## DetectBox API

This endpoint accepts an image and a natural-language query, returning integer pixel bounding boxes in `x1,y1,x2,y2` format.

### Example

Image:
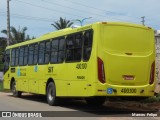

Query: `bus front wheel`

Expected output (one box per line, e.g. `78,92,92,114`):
85,97,106,106
47,82,58,106
11,80,22,97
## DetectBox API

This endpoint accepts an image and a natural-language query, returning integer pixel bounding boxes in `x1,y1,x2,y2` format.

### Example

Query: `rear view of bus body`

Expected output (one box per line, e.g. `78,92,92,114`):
94,22,155,97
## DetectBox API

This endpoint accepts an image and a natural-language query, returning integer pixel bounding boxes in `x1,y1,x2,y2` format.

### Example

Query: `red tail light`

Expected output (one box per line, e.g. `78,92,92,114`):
149,61,155,85
97,57,105,83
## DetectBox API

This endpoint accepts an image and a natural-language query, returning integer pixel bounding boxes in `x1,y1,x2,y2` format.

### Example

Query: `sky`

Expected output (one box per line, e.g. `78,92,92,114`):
0,0,160,38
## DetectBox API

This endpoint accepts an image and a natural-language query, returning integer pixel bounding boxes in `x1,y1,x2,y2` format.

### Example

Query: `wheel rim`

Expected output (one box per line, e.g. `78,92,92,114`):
48,87,54,101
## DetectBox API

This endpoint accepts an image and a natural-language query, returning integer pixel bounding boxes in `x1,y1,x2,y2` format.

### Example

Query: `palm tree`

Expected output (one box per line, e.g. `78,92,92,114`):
1,26,33,45
51,17,73,30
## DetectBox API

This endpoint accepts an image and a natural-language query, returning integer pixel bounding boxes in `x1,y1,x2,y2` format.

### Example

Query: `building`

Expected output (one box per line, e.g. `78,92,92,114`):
155,30,160,93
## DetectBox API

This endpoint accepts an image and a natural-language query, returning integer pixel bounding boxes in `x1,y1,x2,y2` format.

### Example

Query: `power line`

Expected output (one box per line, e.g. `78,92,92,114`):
1,0,159,29
15,0,138,21
14,0,87,19
40,0,143,22
146,17,160,23
14,0,109,22
1,11,159,28
1,9,160,29
41,0,160,26
41,0,109,20
14,0,151,25
2,0,158,24
59,0,141,20
0,12,54,22
13,0,104,23
60,0,120,14
0,10,97,23
14,0,138,23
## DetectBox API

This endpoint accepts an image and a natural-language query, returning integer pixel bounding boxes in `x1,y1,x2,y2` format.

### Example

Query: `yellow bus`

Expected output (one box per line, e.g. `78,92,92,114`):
2,22,155,106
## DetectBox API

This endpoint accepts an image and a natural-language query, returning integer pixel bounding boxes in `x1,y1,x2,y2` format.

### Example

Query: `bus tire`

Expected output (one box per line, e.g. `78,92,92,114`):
11,80,22,97
85,97,106,106
47,82,58,106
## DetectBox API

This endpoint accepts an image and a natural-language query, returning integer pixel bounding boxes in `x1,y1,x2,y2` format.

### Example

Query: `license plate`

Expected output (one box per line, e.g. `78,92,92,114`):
121,88,137,93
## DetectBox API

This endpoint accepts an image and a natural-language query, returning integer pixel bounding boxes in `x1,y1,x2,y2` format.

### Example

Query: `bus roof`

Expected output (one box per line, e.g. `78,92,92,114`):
6,22,152,49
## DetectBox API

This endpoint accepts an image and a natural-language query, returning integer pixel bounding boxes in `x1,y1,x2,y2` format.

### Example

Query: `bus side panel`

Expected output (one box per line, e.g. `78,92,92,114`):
85,24,100,97
27,66,39,93
18,66,28,92
48,64,68,96
65,63,87,97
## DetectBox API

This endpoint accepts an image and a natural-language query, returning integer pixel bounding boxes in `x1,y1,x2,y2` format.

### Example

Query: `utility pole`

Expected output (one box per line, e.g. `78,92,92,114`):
141,16,145,26
7,0,11,46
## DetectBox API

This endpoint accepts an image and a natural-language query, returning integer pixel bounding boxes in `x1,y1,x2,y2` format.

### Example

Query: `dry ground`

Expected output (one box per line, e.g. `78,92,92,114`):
106,101,160,112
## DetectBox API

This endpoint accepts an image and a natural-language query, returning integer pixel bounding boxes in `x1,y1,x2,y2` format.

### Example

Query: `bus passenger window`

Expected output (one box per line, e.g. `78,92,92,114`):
19,47,24,66
66,49,73,61
38,42,45,64
58,38,65,63
51,39,58,63
11,49,15,66
83,30,93,61
66,33,82,62
66,35,74,61
45,41,51,64
28,44,34,65
15,48,19,66
74,33,82,61
33,43,38,64
23,46,28,65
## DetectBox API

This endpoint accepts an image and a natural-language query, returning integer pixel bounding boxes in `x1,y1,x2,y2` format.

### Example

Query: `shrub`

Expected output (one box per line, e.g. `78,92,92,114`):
142,94,160,103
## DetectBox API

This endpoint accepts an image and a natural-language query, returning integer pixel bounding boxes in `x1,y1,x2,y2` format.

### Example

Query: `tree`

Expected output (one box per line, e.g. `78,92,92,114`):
1,26,34,45
0,37,7,71
51,17,73,30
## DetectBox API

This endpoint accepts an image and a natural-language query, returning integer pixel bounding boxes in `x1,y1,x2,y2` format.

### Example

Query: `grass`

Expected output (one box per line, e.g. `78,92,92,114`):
0,82,3,91
142,94,160,103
